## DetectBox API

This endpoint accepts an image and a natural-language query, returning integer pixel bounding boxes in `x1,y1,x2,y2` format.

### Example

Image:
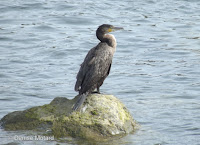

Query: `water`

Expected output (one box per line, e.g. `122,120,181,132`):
0,0,200,144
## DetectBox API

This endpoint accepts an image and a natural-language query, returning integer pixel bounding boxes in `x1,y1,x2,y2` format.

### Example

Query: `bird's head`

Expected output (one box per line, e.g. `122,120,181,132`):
97,24,123,34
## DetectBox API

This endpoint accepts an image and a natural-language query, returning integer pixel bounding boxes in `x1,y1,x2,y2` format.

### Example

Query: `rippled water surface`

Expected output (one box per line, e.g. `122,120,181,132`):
1,0,200,144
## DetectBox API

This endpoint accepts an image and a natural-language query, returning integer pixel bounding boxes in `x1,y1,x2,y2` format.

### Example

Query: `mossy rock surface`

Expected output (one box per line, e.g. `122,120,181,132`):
0,94,138,141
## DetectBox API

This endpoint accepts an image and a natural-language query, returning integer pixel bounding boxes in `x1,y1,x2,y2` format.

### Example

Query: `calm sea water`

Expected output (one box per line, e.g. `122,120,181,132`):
0,0,200,144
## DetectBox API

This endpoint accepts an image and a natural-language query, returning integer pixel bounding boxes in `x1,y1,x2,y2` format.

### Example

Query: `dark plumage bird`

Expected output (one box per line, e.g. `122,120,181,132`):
73,24,123,111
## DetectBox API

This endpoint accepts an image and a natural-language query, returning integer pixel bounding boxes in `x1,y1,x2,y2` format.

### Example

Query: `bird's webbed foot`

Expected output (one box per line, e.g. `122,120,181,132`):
92,87,100,94
92,91,101,94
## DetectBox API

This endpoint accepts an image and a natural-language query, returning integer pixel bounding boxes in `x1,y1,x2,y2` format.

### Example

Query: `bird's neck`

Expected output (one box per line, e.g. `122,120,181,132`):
97,33,117,48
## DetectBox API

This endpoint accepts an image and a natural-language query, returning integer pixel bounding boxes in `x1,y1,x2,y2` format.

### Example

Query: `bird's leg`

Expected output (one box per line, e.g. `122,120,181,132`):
92,86,101,94
97,86,100,94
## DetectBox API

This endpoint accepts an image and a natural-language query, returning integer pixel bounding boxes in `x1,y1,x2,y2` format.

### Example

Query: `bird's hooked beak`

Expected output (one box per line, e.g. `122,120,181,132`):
108,26,123,32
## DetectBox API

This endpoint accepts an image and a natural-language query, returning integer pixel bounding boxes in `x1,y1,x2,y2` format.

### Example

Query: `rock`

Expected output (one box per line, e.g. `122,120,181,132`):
0,94,138,141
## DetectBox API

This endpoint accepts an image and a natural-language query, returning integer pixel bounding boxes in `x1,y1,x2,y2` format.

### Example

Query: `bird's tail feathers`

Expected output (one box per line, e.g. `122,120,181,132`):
72,93,88,111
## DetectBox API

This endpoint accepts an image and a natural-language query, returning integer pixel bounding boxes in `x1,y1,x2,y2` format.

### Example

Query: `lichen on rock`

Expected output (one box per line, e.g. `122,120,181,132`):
0,94,138,141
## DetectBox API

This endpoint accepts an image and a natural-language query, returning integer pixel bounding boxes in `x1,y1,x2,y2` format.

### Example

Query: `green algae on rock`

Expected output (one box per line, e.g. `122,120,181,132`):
0,94,138,141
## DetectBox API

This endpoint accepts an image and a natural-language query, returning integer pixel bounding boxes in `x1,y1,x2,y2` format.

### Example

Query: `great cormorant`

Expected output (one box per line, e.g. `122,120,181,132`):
73,24,123,111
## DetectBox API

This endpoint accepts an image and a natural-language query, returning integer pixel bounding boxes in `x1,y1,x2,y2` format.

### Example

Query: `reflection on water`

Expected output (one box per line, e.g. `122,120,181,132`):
1,0,200,144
